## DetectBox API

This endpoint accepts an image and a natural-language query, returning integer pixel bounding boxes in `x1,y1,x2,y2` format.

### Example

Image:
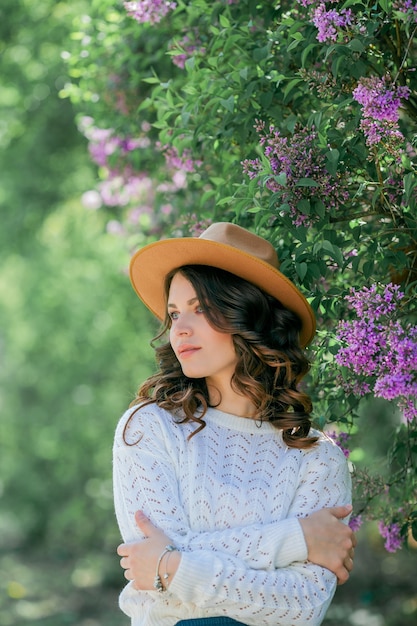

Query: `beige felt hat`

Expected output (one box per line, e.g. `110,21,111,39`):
129,222,316,346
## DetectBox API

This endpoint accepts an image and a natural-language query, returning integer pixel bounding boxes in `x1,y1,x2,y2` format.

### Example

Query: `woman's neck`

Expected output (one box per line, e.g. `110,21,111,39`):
207,381,257,419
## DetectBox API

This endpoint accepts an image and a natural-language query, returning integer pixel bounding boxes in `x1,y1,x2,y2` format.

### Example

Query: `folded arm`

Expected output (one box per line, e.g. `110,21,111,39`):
114,409,354,584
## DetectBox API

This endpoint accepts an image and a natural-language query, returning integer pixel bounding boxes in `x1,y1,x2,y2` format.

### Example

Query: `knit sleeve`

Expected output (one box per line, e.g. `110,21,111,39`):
113,406,306,570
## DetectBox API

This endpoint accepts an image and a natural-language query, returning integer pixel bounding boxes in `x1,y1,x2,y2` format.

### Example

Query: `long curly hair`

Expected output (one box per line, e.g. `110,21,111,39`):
126,265,318,449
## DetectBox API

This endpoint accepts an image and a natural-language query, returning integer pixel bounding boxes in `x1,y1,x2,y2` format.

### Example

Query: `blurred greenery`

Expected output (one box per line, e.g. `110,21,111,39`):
0,1,416,625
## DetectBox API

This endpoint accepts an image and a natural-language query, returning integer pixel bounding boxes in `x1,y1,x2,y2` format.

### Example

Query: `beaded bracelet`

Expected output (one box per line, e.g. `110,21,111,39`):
154,544,177,593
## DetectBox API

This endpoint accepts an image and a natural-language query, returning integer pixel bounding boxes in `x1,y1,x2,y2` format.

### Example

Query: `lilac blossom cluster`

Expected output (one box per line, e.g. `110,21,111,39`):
378,521,403,552
295,0,359,42
298,68,337,100
78,118,190,235
157,142,202,173
335,283,417,422
169,34,205,69
352,77,410,153
348,515,363,532
394,0,417,22
353,77,410,122
242,121,349,227
124,0,176,25
78,116,152,210
312,3,354,43
326,430,351,458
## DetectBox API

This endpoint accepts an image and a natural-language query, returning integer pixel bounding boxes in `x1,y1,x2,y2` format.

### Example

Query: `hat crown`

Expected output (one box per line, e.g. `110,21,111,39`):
199,223,279,270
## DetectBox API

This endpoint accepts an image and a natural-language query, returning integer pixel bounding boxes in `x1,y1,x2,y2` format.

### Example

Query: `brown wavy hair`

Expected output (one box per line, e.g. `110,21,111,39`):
126,265,318,449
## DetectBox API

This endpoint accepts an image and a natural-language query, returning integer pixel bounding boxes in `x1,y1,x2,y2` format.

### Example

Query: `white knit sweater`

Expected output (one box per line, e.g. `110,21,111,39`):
113,403,351,626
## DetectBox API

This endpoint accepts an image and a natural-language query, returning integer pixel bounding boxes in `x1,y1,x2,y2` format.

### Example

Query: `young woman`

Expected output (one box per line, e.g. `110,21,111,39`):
114,222,355,626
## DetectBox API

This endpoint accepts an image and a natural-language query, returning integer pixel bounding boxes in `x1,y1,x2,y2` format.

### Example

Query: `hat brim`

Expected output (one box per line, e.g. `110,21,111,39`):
129,238,316,347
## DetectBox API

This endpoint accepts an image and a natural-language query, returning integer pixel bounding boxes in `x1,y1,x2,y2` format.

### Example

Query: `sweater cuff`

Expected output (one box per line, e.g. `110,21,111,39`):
168,551,214,604
270,518,308,567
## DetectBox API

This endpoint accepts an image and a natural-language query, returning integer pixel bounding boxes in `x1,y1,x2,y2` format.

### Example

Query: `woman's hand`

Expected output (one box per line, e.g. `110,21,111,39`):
117,511,181,590
299,505,357,585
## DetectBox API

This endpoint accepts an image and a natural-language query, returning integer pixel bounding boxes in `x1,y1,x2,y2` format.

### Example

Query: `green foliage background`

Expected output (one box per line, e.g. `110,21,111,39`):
0,1,416,625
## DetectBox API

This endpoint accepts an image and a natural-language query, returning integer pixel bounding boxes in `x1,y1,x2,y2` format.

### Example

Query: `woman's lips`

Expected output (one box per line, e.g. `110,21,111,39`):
177,345,201,358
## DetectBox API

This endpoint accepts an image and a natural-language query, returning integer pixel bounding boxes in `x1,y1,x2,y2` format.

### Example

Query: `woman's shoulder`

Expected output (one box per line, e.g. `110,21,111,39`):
114,401,177,445
303,428,349,465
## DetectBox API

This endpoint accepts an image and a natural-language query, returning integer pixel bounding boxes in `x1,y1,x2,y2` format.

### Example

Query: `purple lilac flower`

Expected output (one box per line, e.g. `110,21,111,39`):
107,220,126,236
79,117,147,169
326,430,351,458
352,77,410,152
157,143,202,172
349,515,363,532
359,119,406,153
176,214,214,237
312,3,354,43
94,163,154,208
124,0,176,25
378,521,403,552
169,34,206,69
335,284,417,422
353,77,410,122
394,0,417,22
242,121,349,227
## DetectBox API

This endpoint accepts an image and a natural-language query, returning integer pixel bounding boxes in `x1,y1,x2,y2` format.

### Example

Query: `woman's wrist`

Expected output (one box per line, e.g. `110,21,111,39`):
154,545,182,592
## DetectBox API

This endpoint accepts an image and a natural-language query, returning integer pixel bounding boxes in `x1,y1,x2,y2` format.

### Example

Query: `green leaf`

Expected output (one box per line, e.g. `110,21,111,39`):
412,519,417,541
274,172,287,186
287,35,304,52
404,172,417,202
301,43,318,67
314,200,326,219
219,13,230,28
283,78,303,99
323,241,344,266
378,0,390,12
142,76,160,84
182,84,198,95
220,95,235,112
363,260,374,278
297,198,311,214
296,261,308,281
260,91,273,108
253,44,270,62
348,39,365,53
296,178,319,187
325,149,339,176
185,56,196,71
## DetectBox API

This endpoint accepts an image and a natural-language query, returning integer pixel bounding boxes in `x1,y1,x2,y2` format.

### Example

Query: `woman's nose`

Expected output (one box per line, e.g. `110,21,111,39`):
174,315,192,336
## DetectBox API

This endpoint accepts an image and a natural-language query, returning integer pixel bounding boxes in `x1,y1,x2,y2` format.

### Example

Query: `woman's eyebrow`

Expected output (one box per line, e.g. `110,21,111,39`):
167,297,199,308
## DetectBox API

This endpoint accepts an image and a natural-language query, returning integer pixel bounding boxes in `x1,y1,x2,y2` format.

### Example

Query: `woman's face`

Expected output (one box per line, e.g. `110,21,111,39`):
168,272,238,386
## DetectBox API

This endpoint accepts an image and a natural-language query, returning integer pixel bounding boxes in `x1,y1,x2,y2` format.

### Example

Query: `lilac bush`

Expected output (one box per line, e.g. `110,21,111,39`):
64,0,417,549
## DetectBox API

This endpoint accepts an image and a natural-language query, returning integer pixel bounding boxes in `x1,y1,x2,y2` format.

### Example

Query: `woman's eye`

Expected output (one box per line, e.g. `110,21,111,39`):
169,311,179,320
196,305,204,314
